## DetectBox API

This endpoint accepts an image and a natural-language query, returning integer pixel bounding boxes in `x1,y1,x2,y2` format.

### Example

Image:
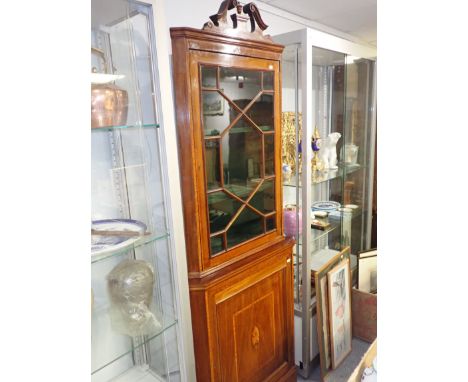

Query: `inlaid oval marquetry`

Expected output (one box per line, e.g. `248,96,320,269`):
251,325,260,348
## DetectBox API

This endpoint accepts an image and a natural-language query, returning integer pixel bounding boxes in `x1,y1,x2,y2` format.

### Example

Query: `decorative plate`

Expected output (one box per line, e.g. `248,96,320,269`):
311,201,341,212
91,219,147,256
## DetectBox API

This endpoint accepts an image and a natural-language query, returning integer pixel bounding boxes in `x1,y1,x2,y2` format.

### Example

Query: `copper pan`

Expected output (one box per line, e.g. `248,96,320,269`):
91,47,128,129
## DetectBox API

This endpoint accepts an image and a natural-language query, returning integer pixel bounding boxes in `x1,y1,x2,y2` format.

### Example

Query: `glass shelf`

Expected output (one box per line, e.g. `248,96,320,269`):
291,218,340,250
311,218,341,242
91,123,159,132
91,309,177,375
283,163,364,187
91,231,170,264
111,365,166,382
292,209,364,254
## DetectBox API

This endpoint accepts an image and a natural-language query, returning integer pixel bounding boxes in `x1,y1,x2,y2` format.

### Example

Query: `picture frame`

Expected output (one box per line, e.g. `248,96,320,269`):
357,248,377,293
328,257,352,369
313,246,350,380
202,91,224,115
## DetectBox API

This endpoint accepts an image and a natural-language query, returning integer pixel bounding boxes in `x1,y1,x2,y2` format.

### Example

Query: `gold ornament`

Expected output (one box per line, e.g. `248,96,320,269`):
281,112,302,175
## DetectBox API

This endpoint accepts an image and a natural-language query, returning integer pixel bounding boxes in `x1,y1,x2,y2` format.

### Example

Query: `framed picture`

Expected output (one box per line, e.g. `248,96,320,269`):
358,249,377,293
328,257,352,369
203,91,224,115
313,246,349,380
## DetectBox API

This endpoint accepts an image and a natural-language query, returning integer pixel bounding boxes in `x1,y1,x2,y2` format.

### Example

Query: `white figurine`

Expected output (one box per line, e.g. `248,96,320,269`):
318,132,341,170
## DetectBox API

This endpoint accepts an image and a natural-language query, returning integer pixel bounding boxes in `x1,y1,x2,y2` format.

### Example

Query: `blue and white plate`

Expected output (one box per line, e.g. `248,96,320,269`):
311,201,341,212
91,219,147,256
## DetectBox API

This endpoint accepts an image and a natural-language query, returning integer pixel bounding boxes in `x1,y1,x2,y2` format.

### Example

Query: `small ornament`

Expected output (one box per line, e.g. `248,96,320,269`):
283,204,302,238
282,163,292,182
311,126,324,173
318,132,341,171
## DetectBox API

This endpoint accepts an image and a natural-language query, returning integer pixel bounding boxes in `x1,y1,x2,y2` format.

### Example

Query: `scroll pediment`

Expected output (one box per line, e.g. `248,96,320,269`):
203,0,273,42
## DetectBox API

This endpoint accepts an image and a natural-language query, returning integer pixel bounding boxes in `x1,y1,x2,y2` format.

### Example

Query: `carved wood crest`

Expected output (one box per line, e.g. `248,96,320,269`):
203,0,273,42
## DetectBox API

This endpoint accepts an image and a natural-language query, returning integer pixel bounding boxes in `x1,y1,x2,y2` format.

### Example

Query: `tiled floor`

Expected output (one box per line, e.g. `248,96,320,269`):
297,338,371,381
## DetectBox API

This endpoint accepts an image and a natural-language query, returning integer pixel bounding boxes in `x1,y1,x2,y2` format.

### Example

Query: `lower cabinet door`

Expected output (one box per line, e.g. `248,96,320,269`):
209,250,295,381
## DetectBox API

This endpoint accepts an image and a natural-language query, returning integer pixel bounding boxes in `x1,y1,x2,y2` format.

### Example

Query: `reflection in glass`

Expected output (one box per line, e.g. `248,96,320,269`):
210,235,224,255
201,66,217,88
205,140,221,190
245,93,274,131
227,207,263,248
220,67,262,107
200,65,279,256
208,191,242,233
222,118,262,200
263,71,274,90
265,134,275,176
250,179,275,214
202,91,235,136
266,215,276,231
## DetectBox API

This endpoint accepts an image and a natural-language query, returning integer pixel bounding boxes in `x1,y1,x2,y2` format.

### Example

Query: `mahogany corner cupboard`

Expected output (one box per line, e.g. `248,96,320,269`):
170,2,295,381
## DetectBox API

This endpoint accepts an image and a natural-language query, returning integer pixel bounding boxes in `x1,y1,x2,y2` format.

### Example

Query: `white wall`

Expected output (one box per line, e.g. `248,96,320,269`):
161,0,377,54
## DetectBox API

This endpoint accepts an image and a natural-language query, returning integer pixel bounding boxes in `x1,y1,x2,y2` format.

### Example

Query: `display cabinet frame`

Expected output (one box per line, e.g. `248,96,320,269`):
146,2,196,380
275,28,376,378
91,0,195,380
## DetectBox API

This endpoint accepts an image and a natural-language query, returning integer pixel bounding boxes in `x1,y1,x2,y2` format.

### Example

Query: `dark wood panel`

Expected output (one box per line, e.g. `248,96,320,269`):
189,242,295,381
216,274,284,381
170,27,284,60
171,16,293,381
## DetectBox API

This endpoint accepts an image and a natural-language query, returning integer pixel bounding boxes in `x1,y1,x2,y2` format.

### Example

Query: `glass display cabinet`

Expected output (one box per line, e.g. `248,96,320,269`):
91,0,194,381
275,28,376,378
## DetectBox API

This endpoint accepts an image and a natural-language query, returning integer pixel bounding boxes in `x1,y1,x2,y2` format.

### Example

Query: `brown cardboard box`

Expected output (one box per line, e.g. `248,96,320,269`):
347,339,377,382
352,288,377,343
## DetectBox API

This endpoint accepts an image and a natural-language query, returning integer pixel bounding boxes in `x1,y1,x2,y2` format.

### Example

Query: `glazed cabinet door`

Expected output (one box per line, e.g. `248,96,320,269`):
209,249,295,381
185,50,284,273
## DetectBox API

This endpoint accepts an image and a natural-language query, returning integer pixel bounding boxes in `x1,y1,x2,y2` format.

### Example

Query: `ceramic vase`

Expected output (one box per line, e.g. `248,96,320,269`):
283,205,302,238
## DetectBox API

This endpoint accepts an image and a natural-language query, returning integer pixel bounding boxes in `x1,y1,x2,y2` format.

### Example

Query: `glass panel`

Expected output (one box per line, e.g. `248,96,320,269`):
201,65,217,88
265,134,275,176
220,67,262,108
266,215,276,231
281,44,302,313
227,207,264,248
250,178,275,214
263,71,274,90
245,93,274,131
208,191,242,233
205,139,221,190
312,47,346,162
309,45,347,263
342,57,375,255
222,118,263,200
210,235,224,255
92,1,179,380
202,91,236,136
